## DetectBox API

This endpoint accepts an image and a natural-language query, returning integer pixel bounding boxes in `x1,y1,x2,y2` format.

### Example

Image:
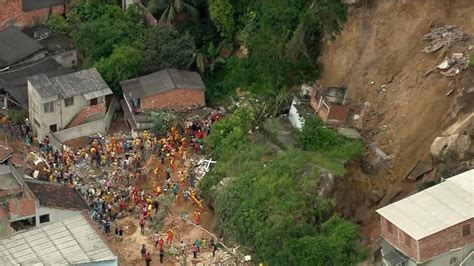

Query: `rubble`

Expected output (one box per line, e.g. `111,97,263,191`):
421,25,468,53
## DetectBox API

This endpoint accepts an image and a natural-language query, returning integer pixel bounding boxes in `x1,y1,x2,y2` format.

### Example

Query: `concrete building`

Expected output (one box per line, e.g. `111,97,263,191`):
27,68,113,141
120,69,205,133
0,0,67,30
376,169,474,266
0,214,118,265
310,84,366,129
24,179,89,226
0,163,36,237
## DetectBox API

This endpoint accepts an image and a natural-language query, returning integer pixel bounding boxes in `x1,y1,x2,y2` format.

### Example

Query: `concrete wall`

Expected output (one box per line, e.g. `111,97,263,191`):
52,50,78,68
0,1,65,30
53,97,118,143
35,207,82,226
140,89,205,111
288,98,304,130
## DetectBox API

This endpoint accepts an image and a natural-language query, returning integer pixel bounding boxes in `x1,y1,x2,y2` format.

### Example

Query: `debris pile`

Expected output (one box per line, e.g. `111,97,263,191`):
422,25,468,53
436,52,469,77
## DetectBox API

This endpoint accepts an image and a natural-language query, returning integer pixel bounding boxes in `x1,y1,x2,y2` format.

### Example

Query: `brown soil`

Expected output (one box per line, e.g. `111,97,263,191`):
318,0,474,250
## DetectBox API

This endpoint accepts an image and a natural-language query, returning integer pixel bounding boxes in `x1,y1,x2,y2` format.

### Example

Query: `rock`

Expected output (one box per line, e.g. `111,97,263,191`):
430,136,449,160
431,134,472,163
317,170,336,197
366,189,384,206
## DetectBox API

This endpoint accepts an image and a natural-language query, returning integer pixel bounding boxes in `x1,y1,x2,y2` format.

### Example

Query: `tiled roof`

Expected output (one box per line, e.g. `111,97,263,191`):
121,69,205,100
0,215,117,265
0,27,44,68
0,144,13,163
28,68,113,99
25,180,89,211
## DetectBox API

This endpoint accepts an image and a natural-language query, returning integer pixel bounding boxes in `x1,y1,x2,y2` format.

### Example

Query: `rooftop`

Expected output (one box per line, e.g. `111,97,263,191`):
0,58,75,107
29,68,112,99
121,69,205,100
376,169,474,240
0,215,117,265
22,0,67,12
0,144,13,163
0,27,45,68
25,180,89,210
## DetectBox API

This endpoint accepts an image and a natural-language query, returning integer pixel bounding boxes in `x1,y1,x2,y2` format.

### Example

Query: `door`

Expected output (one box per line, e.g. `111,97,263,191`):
49,124,57,132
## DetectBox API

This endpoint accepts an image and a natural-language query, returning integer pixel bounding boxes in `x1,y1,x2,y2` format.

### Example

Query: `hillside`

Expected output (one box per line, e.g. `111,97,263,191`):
318,0,474,252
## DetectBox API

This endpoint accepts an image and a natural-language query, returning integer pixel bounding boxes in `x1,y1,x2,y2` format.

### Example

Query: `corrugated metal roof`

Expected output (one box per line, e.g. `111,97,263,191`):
0,27,45,68
376,169,474,240
0,215,117,265
22,0,66,12
121,69,205,100
28,68,112,99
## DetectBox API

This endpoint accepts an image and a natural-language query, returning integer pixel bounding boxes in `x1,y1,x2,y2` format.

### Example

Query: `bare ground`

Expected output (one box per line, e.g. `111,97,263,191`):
317,0,474,249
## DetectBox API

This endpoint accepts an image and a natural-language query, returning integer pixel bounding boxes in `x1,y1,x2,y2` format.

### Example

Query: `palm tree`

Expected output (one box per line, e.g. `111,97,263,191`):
188,42,225,74
148,0,198,26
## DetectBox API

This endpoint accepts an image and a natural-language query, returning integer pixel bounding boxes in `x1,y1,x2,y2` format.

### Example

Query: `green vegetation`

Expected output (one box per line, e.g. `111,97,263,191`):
151,109,181,133
46,14,69,33
94,46,143,93
148,0,198,26
200,108,365,265
469,52,474,67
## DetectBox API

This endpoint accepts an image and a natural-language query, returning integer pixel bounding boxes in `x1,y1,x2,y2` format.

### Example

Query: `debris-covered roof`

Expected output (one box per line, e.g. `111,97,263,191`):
121,69,205,100
0,27,45,68
376,169,474,240
0,144,13,163
29,68,112,99
25,179,89,210
0,215,117,265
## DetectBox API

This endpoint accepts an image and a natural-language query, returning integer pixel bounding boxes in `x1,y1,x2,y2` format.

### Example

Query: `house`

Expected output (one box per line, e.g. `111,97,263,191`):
28,68,113,141
0,214,118,265
0,0,67,30
376,169,474,266
24,179,89,226
0,26,46,69
0,26,75,108
0,163,37,237
121,69,206,133
310,84,366,129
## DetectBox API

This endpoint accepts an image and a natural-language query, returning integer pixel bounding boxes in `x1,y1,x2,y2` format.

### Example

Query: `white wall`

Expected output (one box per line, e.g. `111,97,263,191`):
52,50,78,68
288,98,305,131
35,207,83,226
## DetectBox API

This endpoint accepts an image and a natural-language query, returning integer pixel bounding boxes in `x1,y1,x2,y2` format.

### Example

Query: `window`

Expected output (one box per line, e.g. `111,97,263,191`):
387,221,394,234
450,257,458,265
44,102,54,113
462,224,471,237
39,214,50,224
405,233,411,246
49,124,57,132
64,97,74,107
90,98,98,106
34,119,41,129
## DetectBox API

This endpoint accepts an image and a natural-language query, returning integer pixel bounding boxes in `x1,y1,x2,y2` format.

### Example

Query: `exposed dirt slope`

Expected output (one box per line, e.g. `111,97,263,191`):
318,0,473,249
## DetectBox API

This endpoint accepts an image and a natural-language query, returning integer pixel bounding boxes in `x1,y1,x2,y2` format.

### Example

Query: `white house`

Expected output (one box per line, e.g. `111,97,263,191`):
27,68,113,141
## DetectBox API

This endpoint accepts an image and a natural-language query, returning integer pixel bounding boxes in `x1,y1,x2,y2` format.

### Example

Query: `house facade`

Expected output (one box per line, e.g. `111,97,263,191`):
121,69,205,132
27,68,113,141
377,169,474,266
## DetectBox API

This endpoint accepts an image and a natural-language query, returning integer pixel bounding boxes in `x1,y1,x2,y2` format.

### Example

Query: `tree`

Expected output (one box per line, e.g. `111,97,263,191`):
142,27,195,74
95,46,143,93
151,109,181,133
189,42,225,74
148,0,198,26
208,0,235,40
46,14,69,33
71,3,145,64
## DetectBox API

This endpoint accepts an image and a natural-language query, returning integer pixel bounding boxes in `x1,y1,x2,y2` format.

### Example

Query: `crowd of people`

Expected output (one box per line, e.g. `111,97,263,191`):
7,111,224,264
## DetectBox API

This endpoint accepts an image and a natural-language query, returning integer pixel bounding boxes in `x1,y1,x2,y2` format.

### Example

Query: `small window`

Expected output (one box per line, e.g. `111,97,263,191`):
44,102,54,113
462,224,471,237
405,233,411,246
64,97,74,107
49,124,57,132
450,257,458,265
90,98,98,106
39,214,50,223
387,221,394,234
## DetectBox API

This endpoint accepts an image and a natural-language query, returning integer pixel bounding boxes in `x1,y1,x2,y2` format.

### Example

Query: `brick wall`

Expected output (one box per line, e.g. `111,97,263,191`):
380,216,419,261
140,89,205,111
0,0,65,30
419,218,474,262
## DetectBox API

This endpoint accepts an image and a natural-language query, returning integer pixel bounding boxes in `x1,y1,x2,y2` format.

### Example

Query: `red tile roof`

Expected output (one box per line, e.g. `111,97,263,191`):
25,180,89,210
